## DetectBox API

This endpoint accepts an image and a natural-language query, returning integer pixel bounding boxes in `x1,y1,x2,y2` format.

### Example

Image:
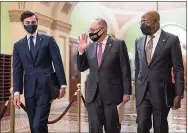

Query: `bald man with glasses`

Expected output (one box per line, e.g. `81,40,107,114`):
135,11,184,133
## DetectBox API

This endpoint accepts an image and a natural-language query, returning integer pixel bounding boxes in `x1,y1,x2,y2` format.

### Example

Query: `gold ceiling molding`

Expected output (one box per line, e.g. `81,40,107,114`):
35,12,53,29
40,2,51,7
18,2,26,10
8,10,72,34
51,20,72,34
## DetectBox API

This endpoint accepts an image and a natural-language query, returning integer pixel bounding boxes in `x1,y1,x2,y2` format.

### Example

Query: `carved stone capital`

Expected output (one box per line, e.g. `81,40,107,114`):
9,10,22,22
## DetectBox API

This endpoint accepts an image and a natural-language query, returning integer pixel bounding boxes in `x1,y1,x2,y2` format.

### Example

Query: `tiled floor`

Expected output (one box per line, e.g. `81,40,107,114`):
1,94,186,133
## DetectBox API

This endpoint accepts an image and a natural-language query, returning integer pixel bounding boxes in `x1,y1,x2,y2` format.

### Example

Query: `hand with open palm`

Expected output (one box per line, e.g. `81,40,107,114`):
78,33,91,52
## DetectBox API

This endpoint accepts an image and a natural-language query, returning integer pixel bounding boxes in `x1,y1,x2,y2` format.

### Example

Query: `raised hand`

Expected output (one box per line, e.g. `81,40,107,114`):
78,33,90,52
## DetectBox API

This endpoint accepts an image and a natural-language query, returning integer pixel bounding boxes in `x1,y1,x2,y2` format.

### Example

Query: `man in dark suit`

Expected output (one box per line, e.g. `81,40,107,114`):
77,18,132,133
135,11,184,133
13,11,67,133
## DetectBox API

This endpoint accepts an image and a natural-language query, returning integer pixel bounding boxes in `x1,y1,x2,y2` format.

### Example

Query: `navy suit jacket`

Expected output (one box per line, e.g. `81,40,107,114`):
13,33,67,99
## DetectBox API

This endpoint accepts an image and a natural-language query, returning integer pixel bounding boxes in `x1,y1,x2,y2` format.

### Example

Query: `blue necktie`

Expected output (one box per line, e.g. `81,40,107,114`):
30,36,36,59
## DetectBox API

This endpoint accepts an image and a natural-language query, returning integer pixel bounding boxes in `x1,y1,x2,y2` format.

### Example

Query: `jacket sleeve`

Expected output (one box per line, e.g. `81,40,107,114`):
12,44,24,94
49,36,67,86
135,39,140,81
171,36,184,96
77,51,89,72
119,40,132,95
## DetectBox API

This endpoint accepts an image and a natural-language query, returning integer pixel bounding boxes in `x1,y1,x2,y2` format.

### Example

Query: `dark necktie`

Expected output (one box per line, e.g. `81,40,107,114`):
146,35,155,64
30,36,36,59
97,43,103,67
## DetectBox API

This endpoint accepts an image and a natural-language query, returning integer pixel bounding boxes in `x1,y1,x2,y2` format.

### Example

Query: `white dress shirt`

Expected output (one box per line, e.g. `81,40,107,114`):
14,31,66,96
27,31,37,48
145,29,162,58
97,35,109,54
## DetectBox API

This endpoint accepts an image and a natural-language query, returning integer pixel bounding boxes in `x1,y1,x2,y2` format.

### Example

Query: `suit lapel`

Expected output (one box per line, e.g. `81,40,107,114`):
149,30,169,66
23,36,33,62
33,33,43,63
99,36,113,70
140,35,148,65
93,42,98,69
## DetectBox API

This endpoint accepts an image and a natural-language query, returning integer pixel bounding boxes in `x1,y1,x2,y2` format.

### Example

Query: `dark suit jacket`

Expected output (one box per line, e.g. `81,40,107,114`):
13,33,67,100
77,36,132,105
135,30,184,108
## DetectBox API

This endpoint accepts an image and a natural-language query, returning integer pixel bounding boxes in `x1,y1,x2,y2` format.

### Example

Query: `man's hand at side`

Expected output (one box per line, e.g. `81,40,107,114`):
14,95,21,109
122,94,130,104
58,88,66,99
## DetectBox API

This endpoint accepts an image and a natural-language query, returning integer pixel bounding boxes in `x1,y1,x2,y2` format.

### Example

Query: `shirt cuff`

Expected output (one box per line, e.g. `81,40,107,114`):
79,51,84,55
61,85,67,89
124,94,131,96
14,92,20,96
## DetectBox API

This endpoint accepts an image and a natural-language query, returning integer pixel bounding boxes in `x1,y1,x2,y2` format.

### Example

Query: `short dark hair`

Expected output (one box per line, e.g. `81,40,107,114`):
20,10,38,22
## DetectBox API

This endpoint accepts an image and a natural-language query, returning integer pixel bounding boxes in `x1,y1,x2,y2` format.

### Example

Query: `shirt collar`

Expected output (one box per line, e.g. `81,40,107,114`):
100,35,109,45
148,28,161,39
27,31,38,40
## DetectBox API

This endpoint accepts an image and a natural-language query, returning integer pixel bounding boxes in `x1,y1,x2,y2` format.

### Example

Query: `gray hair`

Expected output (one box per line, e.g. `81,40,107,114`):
95,18,108,28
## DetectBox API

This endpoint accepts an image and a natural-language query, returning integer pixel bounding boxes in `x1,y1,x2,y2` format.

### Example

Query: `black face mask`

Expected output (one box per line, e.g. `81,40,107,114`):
140,23,152,35
89,28,104,42
24,24,38,34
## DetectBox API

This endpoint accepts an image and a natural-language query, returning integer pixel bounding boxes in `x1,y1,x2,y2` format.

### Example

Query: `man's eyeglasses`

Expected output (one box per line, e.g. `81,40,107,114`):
139,20,150,25
88,27,104,33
